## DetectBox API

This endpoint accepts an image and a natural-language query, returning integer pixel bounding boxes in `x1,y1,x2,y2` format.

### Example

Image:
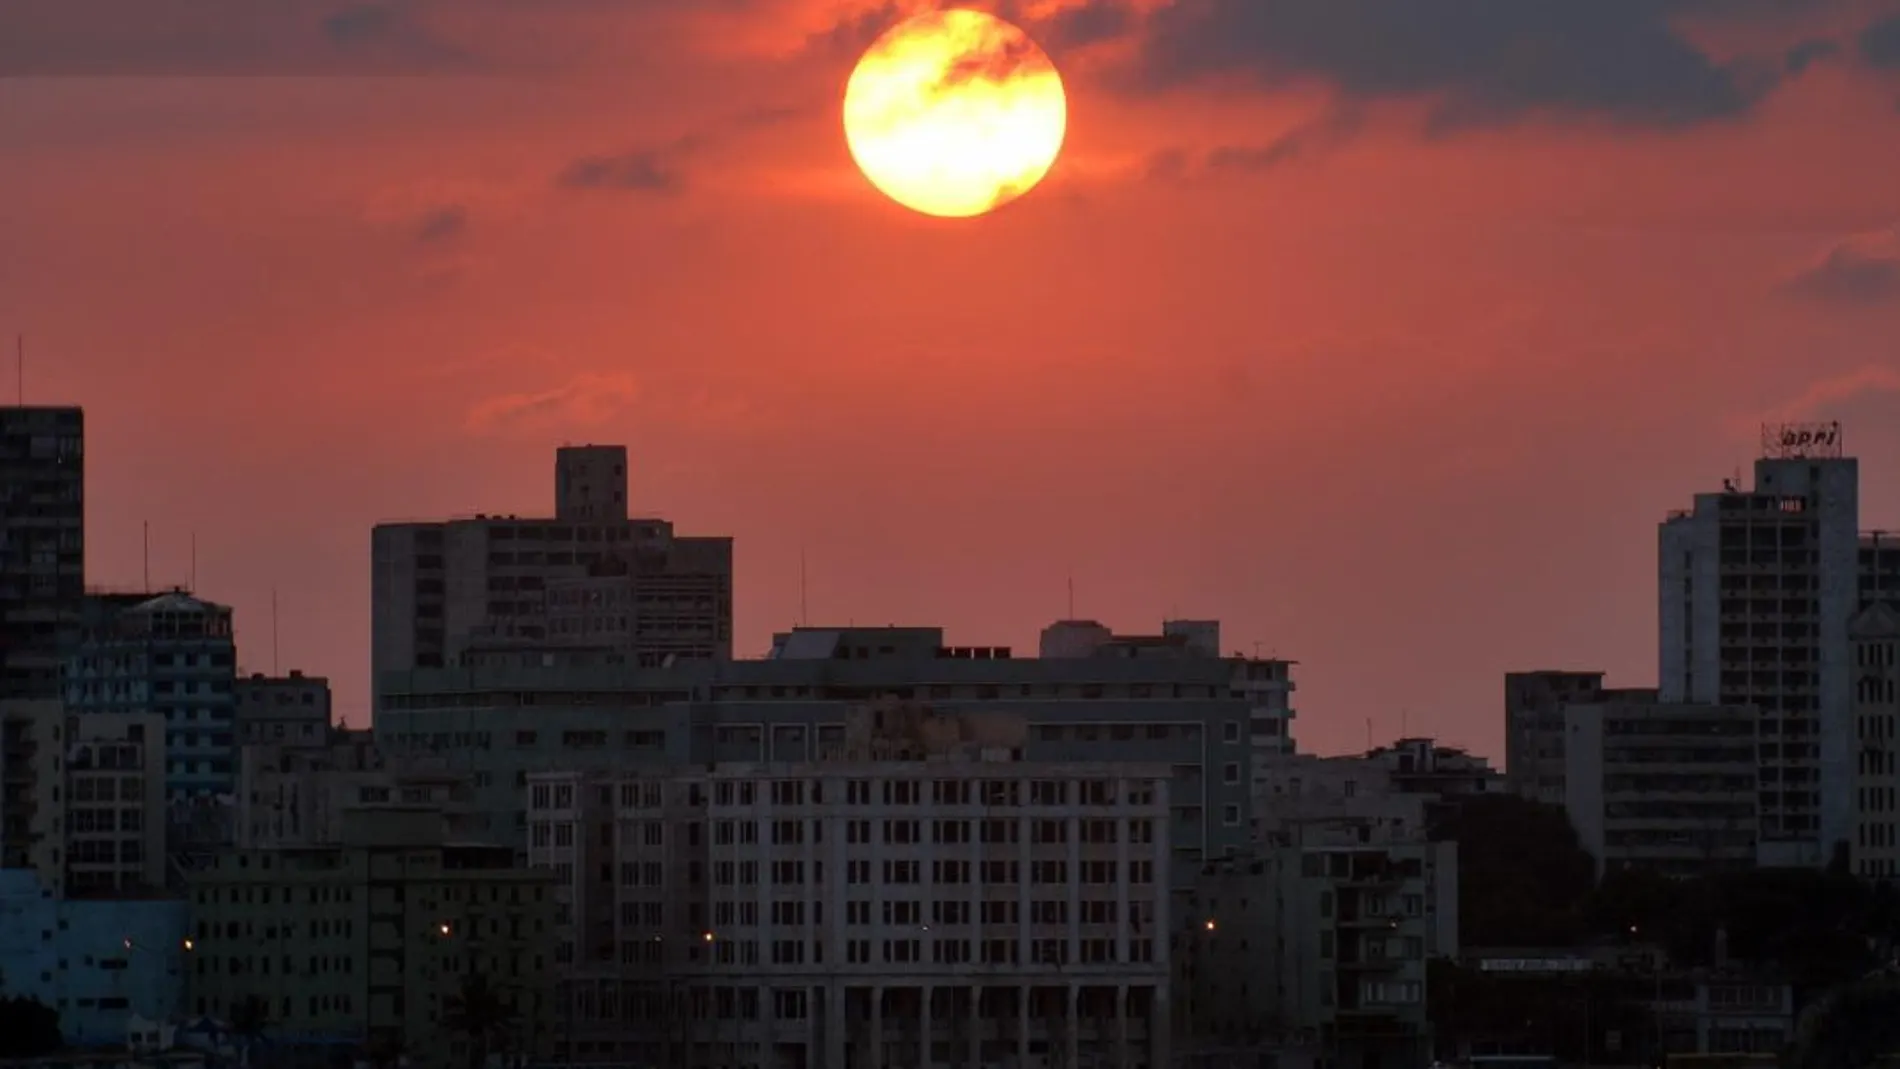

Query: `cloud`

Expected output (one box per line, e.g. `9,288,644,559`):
1781,228,1900,303
1784,38,1842,75
465,372,641,433
1863,13,1900,69
414,205,468,243
557,151,684,193
1774,365,1900,419
1125,0,1789,129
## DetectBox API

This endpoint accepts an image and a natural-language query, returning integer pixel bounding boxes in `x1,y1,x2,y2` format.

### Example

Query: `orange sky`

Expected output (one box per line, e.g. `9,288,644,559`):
4,0,1900,756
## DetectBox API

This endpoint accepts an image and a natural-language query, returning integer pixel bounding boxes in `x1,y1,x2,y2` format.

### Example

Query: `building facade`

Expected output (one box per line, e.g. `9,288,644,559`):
1503,672,1659,807
186,808,560,1069
0,703,167,897
0,405,85,704
369,445,734,699
236,737,477,849
0,869,188,1046
1562,701,1758,877
1659,426,1860,866
1185,828,1458,1068
376,621,1290,913
1851,601,1900,880
234,671,332,749
527,749,1174,1068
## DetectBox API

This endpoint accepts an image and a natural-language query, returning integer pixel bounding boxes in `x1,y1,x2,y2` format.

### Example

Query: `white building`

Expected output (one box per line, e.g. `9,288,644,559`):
1562,700,1758,877
1851,601,1900,879
0,702,168,897
1659,422,1859,866
526,710,1173,1069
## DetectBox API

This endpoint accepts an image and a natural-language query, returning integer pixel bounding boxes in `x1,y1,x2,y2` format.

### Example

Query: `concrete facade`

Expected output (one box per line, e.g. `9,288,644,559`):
374,622,1293,912
1851,601,1900,880
0,869,188,1046
370,446,733,696
1562,701,1758,877
236,737,478,849
0,406,85,704
185,808,560,1068
1659,449,1861,866
233,671,332,749
0,703,168,897
528,746,1173,1069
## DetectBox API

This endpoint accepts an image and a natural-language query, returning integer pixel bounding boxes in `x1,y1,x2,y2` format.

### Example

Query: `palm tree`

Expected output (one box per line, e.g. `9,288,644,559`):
229,994,270,1068
443,970,517,1069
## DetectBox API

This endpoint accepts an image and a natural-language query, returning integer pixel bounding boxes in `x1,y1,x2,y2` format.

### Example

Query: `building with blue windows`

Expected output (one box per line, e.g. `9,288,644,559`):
64,591,238,862
0,870,188,1045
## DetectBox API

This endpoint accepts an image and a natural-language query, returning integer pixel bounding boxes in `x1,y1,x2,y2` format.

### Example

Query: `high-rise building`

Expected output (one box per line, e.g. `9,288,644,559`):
1503,671,1657,806
0,701,169,897
0,406,85,702
370,446,733,711
1850,601,1900,881
65,591,238,864
1658,422,1859,866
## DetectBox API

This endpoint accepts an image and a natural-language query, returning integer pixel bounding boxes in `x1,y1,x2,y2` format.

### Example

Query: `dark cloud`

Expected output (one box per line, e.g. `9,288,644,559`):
1782,233,1900,303
1863,14,1900,68
1131,0,1787,129
1207,107,1365,171
1041,0,1134,50
558,151,682,193
1784,38,1842,74
414,205,468,243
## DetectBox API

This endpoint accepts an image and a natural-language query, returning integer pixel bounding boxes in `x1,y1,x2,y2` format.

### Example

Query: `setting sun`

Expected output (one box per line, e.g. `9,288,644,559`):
843,8,1068,219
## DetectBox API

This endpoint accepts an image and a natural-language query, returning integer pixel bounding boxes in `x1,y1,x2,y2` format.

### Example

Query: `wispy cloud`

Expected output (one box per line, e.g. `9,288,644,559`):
465,372,640,433
414,204,468,243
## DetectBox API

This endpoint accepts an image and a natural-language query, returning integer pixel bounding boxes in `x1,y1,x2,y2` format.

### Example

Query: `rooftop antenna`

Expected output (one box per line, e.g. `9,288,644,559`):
1401,708,1408,738
14,335,22,405
1067,577,1074,619
1366,717,1373,752
189,532,197,593
271,589,280,675
142,522,150,590
799,550,808,627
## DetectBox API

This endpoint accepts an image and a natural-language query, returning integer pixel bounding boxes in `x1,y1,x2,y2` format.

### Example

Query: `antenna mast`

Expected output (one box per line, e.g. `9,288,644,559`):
142,522,150,589
799,551,808,626
14,335,22,405
271,589,280,675
189,532,197,592
1067,577,1074,619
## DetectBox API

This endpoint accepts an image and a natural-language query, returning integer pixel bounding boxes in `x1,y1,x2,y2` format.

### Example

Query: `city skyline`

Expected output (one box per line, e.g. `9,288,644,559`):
4,0,1900,757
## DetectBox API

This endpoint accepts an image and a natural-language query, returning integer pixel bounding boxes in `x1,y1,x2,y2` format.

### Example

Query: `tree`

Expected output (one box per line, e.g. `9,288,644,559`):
444,970,517,1069
1787,977,1900,1069
230,994,271,1067
1430,794,1596,946
0,995,62,1058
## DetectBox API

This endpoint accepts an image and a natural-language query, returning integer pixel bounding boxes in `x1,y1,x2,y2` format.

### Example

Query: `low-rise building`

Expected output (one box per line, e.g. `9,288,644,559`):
236,737,475,849
185,807,560,1069
1563,701,1758,877
527,705,1174,1069
0,869,188,1045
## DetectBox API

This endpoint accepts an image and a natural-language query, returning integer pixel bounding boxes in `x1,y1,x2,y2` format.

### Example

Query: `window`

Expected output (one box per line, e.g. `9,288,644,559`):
1223,721,1241,744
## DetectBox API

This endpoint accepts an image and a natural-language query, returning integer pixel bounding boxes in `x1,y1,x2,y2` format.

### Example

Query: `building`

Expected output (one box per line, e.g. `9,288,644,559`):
233,671,332,749
1659,423,1860,866
1253,738,1499,847
0,702,167,897
1863,530,1900,609
376,620,1291,912
64,591,238,866
369,445,734,701
0,406,85,704
1503,672,1658,807
236,736,477,849
1185,826,1459,1068
185,807,560,1069
1562,701,1758,877
526,709,1173,1069
0,869,188,1046
1851,601,1900,880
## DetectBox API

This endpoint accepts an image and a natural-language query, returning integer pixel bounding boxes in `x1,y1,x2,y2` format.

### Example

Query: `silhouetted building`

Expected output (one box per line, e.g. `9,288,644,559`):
0,406,84,702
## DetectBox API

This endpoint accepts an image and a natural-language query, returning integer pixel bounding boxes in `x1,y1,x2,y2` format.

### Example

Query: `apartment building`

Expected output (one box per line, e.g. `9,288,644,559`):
1562,701,1758,877
370,445,733,698
1503,672,1659,806
0,405,85,704
1252,738,1498,847
237,736,478,848
526,710,1173,1069
377,621,1290,913
1851,601,1900,879
234,671,332,748
186,807,560,1068
0,702,167,896
1185,826,1459,1068
1658,424,1859,865
65,590,238,863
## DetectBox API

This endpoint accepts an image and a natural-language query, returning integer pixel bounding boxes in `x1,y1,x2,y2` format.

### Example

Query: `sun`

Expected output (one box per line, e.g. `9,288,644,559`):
843,8,1068,219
